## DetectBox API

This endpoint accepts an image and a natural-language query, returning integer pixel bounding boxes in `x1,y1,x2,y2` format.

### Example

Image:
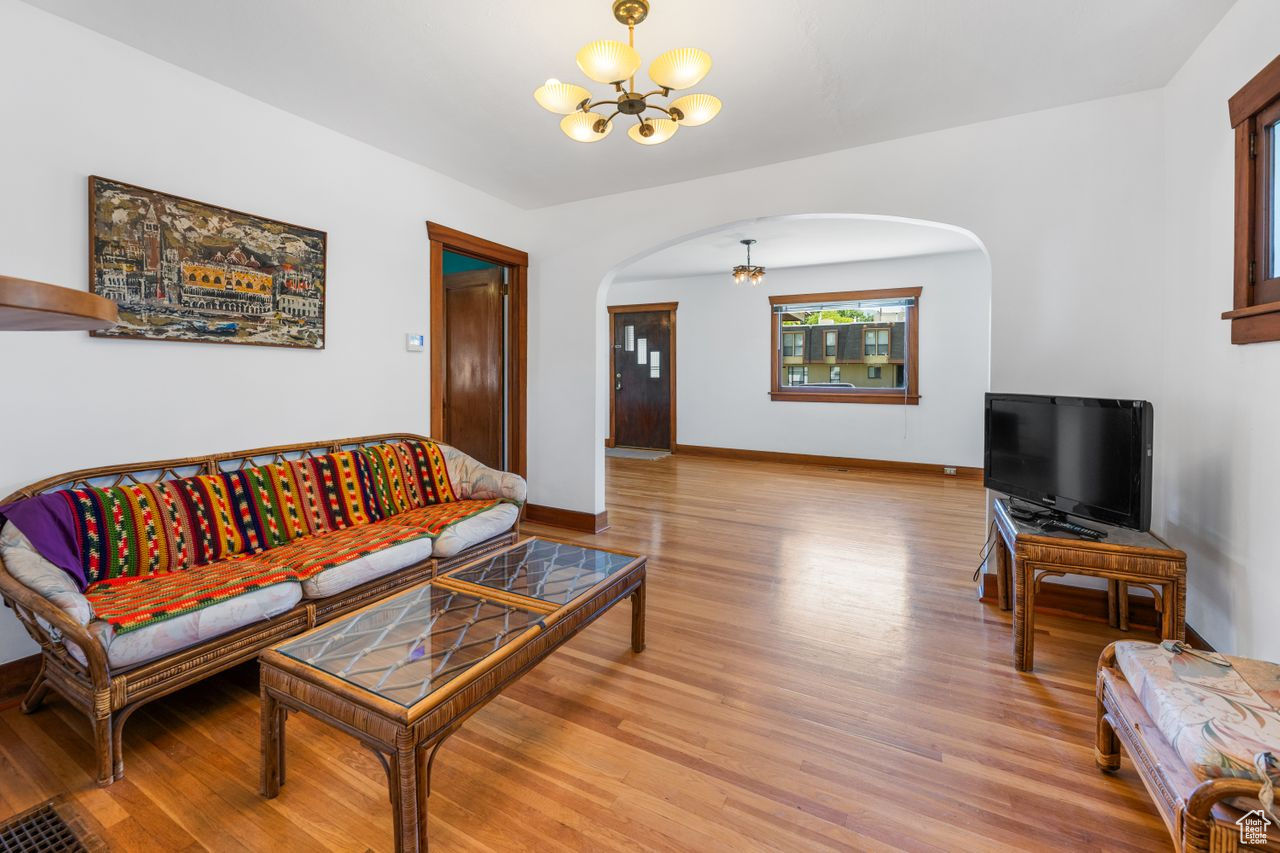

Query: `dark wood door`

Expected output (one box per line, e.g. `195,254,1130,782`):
613,310,672,450
444,268,503,469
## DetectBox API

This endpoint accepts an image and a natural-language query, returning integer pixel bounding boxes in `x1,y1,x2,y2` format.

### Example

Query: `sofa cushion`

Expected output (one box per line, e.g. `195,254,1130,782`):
68,582,302,671
442,445,526,504
299,537,433,598
431,502,520,558
1114,640,1280,783
85,499,500,634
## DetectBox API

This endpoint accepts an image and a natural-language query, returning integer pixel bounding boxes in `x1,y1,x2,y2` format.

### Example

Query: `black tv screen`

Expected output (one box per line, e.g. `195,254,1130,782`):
984,394,1153,530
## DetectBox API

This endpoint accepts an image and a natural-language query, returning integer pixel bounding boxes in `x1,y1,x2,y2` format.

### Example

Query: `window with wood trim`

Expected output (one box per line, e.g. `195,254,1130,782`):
769,287,921,404
1225,54,1280,344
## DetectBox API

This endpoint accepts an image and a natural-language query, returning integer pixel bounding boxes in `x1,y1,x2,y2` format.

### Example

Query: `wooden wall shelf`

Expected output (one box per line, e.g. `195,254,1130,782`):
0,276,118,331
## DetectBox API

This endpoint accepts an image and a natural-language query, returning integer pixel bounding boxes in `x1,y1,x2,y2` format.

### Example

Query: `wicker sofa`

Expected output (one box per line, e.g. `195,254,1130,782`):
0,433,524,786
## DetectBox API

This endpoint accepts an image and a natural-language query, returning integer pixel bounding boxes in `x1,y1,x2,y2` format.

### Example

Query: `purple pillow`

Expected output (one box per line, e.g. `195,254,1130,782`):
0,492,86,591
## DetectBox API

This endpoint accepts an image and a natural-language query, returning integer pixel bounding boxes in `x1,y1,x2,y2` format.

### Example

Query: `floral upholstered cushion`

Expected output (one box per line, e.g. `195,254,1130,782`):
1114,640,1280,782
441,445,526,504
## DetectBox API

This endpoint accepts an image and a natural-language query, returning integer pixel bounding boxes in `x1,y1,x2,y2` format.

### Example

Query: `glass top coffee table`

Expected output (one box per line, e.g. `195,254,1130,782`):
258,536,645,853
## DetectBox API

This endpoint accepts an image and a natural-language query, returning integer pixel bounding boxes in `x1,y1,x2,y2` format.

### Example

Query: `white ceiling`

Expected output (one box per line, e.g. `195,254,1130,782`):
22,0,1234,209
611,215,981,282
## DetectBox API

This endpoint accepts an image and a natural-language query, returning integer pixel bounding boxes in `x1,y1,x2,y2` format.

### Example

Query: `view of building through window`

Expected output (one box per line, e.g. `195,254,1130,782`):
774,295,914,392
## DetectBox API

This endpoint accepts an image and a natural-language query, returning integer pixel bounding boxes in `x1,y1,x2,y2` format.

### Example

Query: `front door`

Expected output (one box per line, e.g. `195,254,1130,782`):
612,308,674,450
443,266,504,469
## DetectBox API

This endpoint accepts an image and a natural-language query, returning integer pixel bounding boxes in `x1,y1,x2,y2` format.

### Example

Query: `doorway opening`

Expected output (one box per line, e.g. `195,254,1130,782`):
427,222,527,477
608,302,677,451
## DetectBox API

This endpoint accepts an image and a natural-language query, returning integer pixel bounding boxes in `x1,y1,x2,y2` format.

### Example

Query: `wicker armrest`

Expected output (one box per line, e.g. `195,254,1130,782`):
0,557,109,686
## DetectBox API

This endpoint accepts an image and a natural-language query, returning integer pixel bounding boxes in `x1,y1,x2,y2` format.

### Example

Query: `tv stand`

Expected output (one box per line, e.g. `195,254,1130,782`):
988,499,1187,672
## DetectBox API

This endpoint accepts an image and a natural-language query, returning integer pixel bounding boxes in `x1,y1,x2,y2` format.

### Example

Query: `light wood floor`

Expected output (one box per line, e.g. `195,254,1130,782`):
0,455,1168,851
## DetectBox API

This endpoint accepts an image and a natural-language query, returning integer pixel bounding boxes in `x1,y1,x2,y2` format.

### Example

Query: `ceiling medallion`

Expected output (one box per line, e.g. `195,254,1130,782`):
534,0,721,145
732,239,765,285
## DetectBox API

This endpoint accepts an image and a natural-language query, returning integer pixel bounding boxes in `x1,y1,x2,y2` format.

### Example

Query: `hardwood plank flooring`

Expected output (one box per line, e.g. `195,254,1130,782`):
0,455,1166,851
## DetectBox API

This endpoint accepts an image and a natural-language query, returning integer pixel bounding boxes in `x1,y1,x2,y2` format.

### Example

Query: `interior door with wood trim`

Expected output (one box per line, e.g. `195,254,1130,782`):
612,309,673,450
443,266,504,469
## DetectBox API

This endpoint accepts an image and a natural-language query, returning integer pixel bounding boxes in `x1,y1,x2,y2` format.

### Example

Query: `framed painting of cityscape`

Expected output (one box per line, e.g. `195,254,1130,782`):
88,176,326,348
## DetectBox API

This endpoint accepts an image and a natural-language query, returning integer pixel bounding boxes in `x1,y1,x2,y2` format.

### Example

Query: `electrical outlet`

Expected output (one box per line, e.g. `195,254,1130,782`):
943,466,957,475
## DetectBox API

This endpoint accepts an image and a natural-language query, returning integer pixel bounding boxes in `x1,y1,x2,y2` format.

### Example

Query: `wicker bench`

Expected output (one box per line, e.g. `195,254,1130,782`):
0,433,523,786
1097,640,1280,851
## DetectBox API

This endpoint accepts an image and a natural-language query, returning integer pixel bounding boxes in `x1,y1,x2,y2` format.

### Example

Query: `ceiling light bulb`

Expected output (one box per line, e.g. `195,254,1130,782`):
751,270,765,285
732,268,746,284
670,93,721,127
627,118,679,145
560,111,613,142
648,48,712,90
534,80,592,114
576,40,642,84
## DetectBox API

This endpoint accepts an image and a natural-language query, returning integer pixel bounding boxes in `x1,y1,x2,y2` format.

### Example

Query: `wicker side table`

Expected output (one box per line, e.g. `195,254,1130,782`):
991,499,1187,672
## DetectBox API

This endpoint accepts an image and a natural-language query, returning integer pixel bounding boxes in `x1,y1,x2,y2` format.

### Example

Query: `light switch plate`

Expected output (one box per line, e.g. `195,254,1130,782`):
405,333,424,352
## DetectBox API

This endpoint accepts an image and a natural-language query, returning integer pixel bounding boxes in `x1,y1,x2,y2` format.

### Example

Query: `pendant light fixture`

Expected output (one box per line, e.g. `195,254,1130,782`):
732,239,765,286
533,0,721,145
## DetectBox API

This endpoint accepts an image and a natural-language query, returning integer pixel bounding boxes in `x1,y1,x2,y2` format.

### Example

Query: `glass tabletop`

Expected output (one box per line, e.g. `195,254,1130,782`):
276,584,543,707
443,538,637,605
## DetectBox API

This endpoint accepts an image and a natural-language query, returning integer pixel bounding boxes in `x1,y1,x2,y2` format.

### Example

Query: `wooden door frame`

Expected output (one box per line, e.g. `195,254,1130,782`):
607,302,678,450
427,222,528,478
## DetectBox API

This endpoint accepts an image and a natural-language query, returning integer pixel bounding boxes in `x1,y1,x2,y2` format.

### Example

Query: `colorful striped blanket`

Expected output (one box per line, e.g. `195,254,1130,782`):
66,439,456,586
85,499,497,633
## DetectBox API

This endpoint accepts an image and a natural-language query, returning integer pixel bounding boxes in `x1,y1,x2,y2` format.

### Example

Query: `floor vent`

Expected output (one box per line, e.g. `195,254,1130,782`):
0,803,88,853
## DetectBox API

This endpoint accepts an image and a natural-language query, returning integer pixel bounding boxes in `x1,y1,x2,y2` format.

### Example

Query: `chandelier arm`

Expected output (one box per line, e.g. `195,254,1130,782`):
600,110,620,126
638,88,671,100
643,104,676,118
584,99,623,112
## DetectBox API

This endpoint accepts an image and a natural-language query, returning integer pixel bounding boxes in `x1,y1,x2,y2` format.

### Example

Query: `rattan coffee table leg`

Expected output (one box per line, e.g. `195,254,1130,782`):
631,578,646,653
260,687,285,798
390,737,429,853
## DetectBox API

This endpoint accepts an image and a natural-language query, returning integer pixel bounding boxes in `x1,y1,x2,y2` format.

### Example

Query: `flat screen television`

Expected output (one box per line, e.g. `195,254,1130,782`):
984,394,1153,531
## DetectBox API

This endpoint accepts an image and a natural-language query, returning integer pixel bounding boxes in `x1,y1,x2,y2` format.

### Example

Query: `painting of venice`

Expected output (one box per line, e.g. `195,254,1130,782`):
89,176,326,348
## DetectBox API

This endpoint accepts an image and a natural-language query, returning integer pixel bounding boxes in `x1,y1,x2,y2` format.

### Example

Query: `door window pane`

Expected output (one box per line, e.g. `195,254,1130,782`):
637,338,647,364
650,351,661,378
624,325,635,352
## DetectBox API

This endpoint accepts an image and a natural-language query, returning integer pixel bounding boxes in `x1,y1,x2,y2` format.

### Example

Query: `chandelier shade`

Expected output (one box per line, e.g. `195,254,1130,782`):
535,1,719,147
534,79,592,114
669,93,721,126
561,111,614,142
576,39,642,84
627,118,679,145
648,48,712,90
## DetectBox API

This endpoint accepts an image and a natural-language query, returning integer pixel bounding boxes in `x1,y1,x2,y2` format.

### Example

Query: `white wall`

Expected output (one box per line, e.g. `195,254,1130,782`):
1160,0,1280,659
525,89,1167,517
607,250,991,467
0,0,527,662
